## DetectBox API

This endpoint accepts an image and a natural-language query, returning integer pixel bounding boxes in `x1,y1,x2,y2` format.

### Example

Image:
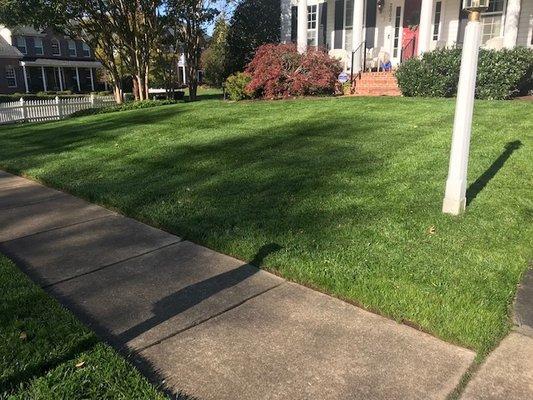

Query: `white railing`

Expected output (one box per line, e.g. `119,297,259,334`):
0,95,116,125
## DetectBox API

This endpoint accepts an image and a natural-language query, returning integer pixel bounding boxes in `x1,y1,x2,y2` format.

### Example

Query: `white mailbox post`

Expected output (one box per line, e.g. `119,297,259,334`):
442,0,489,215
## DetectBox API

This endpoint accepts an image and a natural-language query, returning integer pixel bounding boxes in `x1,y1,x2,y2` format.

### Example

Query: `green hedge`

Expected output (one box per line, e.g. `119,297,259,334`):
396,47,533,100
68,100,177,118
224,72,252,101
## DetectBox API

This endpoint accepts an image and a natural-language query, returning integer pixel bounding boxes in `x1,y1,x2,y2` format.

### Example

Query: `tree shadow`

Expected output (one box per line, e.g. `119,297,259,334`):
466,140,522,206
116,243,282,346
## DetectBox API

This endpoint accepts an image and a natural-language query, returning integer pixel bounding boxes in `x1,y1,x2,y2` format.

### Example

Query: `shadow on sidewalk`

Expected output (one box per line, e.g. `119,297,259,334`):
117,243,282,345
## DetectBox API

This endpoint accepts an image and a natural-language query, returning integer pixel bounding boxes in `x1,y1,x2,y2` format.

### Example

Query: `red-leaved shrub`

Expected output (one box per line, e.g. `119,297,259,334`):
245,44,342,99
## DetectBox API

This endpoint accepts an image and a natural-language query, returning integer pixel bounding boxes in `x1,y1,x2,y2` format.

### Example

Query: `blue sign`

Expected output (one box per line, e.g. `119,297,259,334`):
338,72,349,83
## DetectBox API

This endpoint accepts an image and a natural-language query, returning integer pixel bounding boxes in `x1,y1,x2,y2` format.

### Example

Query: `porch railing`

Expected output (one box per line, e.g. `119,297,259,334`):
350,41,367,82
0,95,115,125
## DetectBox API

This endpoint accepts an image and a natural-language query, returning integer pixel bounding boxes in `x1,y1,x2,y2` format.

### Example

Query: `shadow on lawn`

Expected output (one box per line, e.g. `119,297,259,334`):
466,140,522,206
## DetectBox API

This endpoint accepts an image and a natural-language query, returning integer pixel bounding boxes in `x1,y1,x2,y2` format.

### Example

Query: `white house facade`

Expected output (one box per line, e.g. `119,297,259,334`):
280,0,533,72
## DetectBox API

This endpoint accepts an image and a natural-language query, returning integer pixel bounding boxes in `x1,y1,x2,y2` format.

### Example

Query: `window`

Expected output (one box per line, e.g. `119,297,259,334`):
345,0,354,28
51,38,61,56
307,5,317,46
34,37,44,55
480,0,505,44
68,40,77,57
486,0,504,13
15,37,27,54
433,2,442,41
5,65,17,88
481,16,502,44
82,42,91,57
393,6,401,58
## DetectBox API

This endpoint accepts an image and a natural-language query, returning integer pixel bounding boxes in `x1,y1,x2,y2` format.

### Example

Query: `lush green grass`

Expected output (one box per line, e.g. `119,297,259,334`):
0,255,167,399
0,96,531,355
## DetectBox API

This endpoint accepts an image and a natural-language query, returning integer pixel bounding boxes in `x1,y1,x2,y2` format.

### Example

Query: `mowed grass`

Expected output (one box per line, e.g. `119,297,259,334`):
0,95,531,355
0,255,167,399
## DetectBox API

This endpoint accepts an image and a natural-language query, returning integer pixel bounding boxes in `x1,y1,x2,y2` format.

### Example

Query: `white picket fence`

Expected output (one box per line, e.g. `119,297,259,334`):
0,95,116,125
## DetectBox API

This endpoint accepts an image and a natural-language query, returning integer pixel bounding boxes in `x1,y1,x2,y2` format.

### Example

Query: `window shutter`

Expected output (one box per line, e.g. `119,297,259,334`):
334,0,344,49
291,6,298,43
318,3,328,48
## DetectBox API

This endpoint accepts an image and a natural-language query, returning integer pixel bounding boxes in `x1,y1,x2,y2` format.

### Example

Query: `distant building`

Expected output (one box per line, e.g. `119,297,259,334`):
0,25,102,94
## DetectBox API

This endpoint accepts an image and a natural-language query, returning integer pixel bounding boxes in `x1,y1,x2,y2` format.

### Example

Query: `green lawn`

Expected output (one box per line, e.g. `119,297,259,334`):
0,96,531,356
0,255,167,399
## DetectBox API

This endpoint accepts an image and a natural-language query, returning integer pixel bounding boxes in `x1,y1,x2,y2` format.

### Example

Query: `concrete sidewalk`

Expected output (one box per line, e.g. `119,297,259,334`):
0,171,475,399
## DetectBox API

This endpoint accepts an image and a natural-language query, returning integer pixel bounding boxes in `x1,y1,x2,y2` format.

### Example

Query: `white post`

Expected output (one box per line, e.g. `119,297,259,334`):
89,93,95,108
75,67,81,92
20,98,27,122
352,0,365,73
41,66,48,92
55,95,63,119
58,67,64,91
503,0,521,48
89,68,95,91
22,65,29,93
418,0,434,55
442,15,482,215
297,0,308,53
182,57,187,84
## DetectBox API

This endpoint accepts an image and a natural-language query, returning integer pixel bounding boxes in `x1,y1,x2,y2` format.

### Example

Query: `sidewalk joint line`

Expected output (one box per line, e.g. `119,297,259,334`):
0,193,67,211
0,214,114,245
43,240,184,289
137,282,286,353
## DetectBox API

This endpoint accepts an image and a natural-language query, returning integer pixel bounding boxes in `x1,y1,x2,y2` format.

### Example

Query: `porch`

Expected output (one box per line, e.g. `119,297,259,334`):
288,0,524,71
20,59,102,94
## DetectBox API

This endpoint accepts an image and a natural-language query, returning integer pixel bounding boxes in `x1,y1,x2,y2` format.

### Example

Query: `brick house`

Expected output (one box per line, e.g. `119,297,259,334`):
0,25,102,94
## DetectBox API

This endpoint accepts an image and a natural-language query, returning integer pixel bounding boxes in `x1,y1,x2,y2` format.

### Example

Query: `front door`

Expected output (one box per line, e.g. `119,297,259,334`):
402,0,421,61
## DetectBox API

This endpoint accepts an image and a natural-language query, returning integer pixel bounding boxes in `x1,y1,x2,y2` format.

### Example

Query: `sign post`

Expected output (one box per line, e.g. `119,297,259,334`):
442,0,488,215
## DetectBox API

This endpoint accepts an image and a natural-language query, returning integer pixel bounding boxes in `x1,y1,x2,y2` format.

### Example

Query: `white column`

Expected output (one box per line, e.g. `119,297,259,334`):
442,17,482,215
297,0,308,53
182,55,187,84
58,67,64,91
22,65,29,93
75,67,81,91
352,0,365,73
503,0,522,48
41,66,47,92
418,0,434,55
89,68,95,91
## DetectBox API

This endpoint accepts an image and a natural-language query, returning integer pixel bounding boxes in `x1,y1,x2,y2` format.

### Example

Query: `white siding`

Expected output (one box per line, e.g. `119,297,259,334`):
441,0,461,47
516,0,533,47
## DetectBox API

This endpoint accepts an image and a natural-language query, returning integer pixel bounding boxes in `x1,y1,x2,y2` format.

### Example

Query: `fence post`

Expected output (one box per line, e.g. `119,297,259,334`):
20,98,27,122
55,96,62,120
89,93,95,108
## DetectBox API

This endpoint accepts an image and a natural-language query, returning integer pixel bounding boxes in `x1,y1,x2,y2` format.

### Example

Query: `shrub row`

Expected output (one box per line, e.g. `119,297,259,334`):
396,47,533,100
225,44,342,100
69,100,177,119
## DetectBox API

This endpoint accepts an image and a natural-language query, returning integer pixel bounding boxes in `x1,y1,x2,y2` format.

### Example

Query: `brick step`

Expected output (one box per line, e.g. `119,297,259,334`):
352,71,400,96
356,83,399,89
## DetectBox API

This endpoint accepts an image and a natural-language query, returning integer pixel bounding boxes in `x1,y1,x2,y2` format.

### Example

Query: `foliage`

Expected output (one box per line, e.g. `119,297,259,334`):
396,47,533,99
225,0,281,77
164,0,219,101
202,15,229,87
69,100,177,118
0,97,531,356
224,72,252,100
245,44,342,99
0,255,167,398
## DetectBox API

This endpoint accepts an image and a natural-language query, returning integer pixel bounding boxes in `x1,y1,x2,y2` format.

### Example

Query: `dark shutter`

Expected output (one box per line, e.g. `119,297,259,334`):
318,3,328,48
291,6,298,43
334,0,344,49
365,0,377,49
457,2,468,46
